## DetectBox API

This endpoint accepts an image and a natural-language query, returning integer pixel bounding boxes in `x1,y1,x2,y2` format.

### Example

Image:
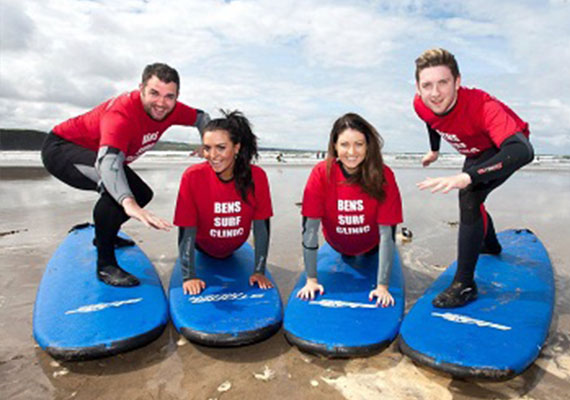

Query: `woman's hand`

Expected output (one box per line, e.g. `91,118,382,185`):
296,278,324,300
369,284,395,307
183,278,206,295
249,273,274,289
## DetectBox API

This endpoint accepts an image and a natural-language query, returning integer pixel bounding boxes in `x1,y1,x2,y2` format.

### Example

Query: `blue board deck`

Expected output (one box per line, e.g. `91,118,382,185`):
168,243,283,346
399,229,555,380
284,242,405,357
33,224,169,361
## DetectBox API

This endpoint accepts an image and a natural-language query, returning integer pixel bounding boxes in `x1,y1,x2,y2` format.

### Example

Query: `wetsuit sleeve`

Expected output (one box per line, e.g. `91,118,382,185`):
302,217,320,279
464,132,534,185
178,227,197,281
194,110,211,136
377,225,396,286
427,124,441,152
253,219,270,275
96,146,133,204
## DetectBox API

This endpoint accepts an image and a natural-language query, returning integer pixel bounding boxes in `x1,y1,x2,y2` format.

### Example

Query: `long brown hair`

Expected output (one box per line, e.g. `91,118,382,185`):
326,113,386,201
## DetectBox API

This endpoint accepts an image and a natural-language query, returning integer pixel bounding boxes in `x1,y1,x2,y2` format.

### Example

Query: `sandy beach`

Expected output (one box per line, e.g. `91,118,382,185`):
1,155,569,400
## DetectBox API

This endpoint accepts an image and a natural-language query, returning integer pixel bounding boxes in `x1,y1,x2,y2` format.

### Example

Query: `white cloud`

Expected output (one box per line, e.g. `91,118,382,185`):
0,0,35,51
1,0,569,154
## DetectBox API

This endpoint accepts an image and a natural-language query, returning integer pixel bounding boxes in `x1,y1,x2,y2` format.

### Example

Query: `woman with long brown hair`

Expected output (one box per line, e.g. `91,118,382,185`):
297,113,403,307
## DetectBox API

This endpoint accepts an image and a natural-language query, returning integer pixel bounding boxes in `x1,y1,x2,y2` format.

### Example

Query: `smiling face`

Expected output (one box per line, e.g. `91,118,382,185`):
335,128,367,174
416,65,461,115
139,75,178,121
202,129,240,180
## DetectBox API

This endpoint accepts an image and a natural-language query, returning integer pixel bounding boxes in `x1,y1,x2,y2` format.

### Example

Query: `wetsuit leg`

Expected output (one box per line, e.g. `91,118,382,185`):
93,166,153,286
456,148,515,281
42,132,99,190
480,207,502,254
433,148,513,308
42,133,152,287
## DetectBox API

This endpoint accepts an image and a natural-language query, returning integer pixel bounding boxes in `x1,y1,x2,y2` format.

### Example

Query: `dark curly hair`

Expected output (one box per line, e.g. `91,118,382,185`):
202,110,258,202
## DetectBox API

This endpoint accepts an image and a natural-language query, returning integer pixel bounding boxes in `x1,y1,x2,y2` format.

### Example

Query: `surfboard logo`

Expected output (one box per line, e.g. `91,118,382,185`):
188,292,265,304
65,298,143,315
431,312,511,331
309,299,377,309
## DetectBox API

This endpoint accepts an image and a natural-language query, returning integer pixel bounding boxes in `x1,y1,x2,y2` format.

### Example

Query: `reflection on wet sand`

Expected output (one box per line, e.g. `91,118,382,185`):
0,166,50,181
0,164,569,399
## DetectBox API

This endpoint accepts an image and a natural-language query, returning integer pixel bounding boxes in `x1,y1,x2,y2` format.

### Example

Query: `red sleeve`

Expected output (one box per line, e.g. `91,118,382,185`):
376,166,403,225
172,102,198,126
99,111,134,153
252,167,273,219
482,98,521,147
302,162,327,218
173,168,198,227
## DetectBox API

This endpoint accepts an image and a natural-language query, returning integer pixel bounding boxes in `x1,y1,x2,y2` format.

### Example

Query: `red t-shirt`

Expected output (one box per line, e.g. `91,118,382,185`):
414,87,530,157
174,162,273,258
53,90,198,163
302,161,403,256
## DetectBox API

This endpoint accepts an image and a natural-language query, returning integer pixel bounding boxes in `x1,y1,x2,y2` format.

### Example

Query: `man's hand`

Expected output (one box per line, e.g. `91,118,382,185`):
417,173,472,194
421,151,439,167
122,197,172,231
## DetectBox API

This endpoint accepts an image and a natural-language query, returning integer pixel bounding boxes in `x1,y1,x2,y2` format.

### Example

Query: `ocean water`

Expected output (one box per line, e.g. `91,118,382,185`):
1,149,570,169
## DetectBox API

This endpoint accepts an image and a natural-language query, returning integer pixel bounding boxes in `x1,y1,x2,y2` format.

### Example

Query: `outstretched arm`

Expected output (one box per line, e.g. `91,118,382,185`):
417,132,533,194
250,219,273,289
422,124,441,167
296,217,324,300
464,132,534,185
178,227,205,295
96,146,172,230
96,146,133,205
369,225,396,307
194,110,211,136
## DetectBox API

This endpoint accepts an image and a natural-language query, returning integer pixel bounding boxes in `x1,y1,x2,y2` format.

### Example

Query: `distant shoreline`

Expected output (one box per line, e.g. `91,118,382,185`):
1,150,569,171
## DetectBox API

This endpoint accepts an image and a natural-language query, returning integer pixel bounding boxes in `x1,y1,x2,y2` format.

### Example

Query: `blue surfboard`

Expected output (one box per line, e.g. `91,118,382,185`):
33,224,169,361
168,243,283,346
399,229,554,380
284,242,405,357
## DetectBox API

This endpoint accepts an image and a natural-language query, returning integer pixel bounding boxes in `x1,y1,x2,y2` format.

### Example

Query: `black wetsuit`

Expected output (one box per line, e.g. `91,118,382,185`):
42,133,152,269
429,128,534,286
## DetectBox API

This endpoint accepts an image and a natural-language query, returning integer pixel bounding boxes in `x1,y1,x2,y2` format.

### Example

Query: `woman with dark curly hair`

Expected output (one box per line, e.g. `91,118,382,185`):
297,113,403,307
173,110,273,295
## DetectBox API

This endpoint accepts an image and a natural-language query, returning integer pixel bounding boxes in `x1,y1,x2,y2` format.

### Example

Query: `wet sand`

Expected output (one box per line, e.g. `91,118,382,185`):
1,160,569,400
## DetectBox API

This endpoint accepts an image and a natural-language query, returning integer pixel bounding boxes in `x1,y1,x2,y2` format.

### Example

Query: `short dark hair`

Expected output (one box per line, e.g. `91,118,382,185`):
141,63,180,92
415,48,460,82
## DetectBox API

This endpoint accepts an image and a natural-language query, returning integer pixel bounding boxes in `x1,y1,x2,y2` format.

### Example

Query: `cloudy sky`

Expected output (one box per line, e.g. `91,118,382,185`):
1,0,569,154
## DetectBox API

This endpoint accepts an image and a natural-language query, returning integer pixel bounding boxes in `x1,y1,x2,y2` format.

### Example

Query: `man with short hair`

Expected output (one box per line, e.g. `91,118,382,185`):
413,48,534,308
42,63,210,287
